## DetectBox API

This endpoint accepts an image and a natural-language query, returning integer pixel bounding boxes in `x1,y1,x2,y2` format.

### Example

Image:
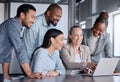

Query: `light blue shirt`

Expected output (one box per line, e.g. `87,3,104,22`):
23,14,58,60
31,48,65,75
0,17,29,64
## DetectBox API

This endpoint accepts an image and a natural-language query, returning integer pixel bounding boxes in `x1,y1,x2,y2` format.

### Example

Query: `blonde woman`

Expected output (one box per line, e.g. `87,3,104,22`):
60,26,95,75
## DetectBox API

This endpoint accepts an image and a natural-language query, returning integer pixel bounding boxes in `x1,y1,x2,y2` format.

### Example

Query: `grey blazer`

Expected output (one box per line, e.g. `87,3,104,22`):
82,29,112,64
60,43,91,74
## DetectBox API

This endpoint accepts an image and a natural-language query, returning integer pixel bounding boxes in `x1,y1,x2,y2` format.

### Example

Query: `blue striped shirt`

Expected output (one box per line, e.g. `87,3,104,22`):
0,17,29,64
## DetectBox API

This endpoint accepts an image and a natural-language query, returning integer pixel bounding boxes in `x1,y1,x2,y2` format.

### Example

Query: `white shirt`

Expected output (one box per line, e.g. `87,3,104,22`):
71,54,81,74
89,32,99,54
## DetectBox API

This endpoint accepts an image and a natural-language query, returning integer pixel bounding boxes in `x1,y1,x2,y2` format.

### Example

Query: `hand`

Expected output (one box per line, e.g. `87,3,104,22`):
27,73,45,79
87,62,96,70
3,75,12,80
45,71,59,77
27,73,35,79
84,68,93,74
21,63,33,78
33,73,46,79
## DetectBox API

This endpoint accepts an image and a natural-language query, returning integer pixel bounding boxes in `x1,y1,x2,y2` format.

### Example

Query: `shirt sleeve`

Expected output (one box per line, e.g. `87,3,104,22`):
32,49,47,75
55,51,65,75
7,24,29,64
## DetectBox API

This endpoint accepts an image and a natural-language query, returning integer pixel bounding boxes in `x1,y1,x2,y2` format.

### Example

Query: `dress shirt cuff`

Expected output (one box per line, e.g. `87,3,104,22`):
56,70,65,75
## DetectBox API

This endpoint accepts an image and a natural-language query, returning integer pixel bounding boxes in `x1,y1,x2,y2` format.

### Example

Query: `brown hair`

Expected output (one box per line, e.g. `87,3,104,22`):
68,26,82,43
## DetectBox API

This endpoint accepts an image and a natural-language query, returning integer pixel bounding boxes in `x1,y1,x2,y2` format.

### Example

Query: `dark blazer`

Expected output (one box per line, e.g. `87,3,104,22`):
82,29,112,63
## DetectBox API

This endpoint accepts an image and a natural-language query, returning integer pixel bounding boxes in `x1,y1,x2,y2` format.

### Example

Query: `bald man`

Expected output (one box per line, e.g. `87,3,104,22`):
23,3,62,61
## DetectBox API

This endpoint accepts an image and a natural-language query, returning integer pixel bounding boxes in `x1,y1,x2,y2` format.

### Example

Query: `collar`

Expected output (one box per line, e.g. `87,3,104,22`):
42,14,48,27
14,16,23,31
42,14,54,27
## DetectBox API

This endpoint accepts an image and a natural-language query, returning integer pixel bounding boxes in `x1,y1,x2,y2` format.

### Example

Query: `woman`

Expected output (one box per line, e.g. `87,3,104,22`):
31,29,65,77
82,17,112,64
60,26,95,75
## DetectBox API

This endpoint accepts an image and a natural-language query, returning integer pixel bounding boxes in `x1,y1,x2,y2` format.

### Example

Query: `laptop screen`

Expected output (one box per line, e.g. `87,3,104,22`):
93,58,119,76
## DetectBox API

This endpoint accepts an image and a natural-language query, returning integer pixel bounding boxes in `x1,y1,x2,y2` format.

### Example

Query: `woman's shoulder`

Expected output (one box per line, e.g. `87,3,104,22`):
80,45,90,56
36,47,46,51
64,43,71,47
34,48,47,56
80,44,90,50
102,31,110,37
62,43,71,49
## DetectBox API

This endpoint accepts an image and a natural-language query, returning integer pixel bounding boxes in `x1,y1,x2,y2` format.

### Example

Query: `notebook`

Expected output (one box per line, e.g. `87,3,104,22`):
81,58,120,76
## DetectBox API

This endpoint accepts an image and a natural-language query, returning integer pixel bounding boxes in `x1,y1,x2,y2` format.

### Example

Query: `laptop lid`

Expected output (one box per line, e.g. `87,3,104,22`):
93,58,120,76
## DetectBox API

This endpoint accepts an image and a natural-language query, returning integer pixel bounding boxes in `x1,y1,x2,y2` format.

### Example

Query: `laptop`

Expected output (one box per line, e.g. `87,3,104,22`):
81,58,120,76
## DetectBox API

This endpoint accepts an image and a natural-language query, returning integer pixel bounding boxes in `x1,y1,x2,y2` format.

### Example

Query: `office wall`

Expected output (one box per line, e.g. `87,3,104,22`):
0,3,5,23
79,0,119,22
9,2,68,74
78,0,118,26
0,3,5,74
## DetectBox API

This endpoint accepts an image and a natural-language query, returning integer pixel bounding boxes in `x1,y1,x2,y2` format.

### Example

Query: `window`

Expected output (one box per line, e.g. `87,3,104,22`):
80,21,86,29
107,10,120,57
113,13,120,56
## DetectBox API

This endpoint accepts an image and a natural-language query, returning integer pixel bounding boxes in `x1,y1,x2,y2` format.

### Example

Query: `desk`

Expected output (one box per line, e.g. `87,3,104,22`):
2,75,120,82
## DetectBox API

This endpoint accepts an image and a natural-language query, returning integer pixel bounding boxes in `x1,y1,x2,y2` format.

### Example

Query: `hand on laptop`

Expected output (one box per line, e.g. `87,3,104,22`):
87,62,96,70
84,68,93,74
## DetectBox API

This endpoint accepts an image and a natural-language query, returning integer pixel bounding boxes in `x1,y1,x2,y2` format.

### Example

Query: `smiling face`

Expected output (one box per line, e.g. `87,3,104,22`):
21,9,36,29
51,34,64,50
47,8,62,26
92,22,106,37
69,28,83,46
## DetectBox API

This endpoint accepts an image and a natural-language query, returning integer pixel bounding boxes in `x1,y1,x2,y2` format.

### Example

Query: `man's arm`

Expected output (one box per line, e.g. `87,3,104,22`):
7,24,33,77
21,63,45,79
21,63,33,78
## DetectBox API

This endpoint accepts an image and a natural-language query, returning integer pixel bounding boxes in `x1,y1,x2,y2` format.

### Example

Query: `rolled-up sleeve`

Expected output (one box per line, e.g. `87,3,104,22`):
7,24,29,64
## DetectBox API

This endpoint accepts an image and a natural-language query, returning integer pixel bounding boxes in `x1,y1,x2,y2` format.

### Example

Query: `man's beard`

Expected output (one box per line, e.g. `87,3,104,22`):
49,20,57,26
24,24,30,29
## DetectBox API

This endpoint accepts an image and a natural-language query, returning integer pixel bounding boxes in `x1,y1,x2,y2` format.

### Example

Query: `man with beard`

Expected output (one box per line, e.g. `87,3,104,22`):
23,3,62,61
0,4,42,79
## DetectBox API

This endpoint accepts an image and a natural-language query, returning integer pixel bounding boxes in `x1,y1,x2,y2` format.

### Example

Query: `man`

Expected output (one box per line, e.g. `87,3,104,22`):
23,3,62,60
0,4,37,79
82,17,112,64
